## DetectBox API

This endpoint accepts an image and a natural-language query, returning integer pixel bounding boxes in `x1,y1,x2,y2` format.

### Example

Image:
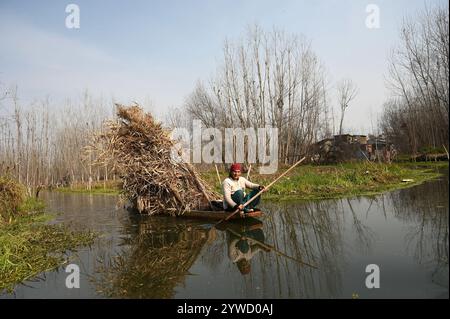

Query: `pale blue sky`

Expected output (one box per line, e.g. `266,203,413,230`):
0,0,446,133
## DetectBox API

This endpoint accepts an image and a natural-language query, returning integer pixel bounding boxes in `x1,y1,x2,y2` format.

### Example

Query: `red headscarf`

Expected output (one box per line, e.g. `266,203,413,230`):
230,163,242,172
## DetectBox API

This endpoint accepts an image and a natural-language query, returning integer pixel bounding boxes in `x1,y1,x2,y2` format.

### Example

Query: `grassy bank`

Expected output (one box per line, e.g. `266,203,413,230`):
51,162,447,200
56,180,121,195
0,177,96,293
201,161,447,201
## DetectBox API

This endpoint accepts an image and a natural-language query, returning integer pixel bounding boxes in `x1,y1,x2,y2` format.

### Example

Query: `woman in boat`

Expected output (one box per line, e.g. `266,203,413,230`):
222,163,265,214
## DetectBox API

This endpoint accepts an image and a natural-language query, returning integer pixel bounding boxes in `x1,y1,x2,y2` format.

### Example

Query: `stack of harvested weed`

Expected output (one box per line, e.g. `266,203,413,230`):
86,104,220,216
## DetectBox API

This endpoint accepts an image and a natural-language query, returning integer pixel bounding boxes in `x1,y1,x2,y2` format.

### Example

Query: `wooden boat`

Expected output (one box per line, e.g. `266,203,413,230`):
127,199,263,221
178,209,263,221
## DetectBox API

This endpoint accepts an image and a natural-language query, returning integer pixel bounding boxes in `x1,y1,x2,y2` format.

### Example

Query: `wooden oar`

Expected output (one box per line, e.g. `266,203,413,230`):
214,164,221,186
217,157,306,224
246,164,252,179
443,144,449,160
226,227,318,269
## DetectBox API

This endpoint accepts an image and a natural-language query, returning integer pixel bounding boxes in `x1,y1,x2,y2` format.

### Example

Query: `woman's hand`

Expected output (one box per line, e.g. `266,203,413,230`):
258,185,266,192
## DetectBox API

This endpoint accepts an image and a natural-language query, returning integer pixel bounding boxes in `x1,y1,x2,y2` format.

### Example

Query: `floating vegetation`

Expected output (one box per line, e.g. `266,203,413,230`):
0,176,96,293
0,212,96,293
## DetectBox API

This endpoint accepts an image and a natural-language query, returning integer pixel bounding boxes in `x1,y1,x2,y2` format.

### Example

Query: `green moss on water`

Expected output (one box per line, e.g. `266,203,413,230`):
0,211,96,293
201,162,447,201
0,178,96,293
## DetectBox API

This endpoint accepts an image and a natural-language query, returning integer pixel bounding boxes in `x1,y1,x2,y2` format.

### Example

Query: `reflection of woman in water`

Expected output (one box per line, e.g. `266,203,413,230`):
227,228,270,275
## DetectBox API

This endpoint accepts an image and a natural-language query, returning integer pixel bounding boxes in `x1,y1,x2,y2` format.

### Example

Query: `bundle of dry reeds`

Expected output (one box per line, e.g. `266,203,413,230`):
86,104,219,215
0,175,26,222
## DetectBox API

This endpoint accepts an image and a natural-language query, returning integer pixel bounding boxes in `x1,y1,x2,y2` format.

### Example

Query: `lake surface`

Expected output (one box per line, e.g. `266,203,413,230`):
2,171,448,298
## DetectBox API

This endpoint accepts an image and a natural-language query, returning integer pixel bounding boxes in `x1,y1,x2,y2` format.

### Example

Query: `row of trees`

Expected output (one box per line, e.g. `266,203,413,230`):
0,88,114,195
168,26,358,165
381,4,449,154
1,25,364,194
3,5,445,193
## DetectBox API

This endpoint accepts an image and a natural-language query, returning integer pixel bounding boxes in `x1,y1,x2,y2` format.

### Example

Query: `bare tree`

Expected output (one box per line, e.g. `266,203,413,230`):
178,25,329,164
0,81,9,106
336,79,358,135
382,4,449,155
0,87,115,192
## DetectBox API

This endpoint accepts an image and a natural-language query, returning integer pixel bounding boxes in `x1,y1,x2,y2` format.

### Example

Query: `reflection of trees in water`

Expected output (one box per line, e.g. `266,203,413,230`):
256,196,381,298
255,200,347,298
87,175,449,299
345,198,376,253
93,215,213,298
387,175,449,287
200,229,227,272
92,203,355,298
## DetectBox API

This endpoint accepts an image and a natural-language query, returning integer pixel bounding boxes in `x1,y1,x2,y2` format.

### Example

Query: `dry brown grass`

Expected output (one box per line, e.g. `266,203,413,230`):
86,104,220,215
0,176,26,223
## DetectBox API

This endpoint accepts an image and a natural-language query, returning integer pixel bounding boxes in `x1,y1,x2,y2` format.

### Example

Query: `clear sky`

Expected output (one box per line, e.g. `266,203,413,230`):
0,0,446,133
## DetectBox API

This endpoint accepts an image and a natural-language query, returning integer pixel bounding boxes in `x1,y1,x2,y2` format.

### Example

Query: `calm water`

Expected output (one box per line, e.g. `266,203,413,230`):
2,171,448,299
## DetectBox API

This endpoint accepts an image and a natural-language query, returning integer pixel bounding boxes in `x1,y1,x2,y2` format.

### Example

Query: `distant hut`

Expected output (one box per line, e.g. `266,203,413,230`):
312,134,371,164
367,135,387,162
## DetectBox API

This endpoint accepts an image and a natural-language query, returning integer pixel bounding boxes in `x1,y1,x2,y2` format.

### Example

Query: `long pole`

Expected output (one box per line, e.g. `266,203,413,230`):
443,144,449,160
246,164,252,179
214,164,221,186
218,157,306,224
226,227,317,269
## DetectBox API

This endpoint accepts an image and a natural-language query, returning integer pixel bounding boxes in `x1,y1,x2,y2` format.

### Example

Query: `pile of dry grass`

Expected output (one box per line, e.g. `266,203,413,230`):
86,104,220,215
0,176,26,222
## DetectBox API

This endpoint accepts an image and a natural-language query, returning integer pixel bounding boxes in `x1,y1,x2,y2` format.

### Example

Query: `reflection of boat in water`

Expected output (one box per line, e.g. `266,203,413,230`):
215,216,263,231
93,213,266,297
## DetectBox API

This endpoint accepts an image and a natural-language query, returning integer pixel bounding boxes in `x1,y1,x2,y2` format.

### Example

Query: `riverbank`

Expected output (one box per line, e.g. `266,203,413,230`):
55,180,121,195
52,162,448,201
0,177,96,293
201,161,448,201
